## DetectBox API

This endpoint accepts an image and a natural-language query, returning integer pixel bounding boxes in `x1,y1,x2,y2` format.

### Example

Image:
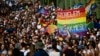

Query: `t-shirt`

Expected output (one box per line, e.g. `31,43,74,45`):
49,51,60,56
33,49,49,56
64,48,75,56
20,49,30,56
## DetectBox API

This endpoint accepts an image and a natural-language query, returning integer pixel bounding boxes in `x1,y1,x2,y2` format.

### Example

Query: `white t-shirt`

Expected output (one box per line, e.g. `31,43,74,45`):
57,45,62,51
87,49,94,55
49,51,60,56
87,49,91,54
20,49,30,56
37,24,41,29
2,50,7,55
83,50,87,54
96,31,100,36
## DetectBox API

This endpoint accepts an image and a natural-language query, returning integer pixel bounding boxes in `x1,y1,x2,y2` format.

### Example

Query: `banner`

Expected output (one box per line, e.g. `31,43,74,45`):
57,8,87,36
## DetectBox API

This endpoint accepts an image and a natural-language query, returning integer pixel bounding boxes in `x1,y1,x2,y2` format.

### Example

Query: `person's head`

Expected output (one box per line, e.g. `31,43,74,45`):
8,50,13,56
19,39,23,43
89,44,93,49
66,42,72,48
52,43,59,51
73,47,78,53
1,44,5,50
84,45,88,50
72,40,76,44
35,40,44,49
9,43,14,49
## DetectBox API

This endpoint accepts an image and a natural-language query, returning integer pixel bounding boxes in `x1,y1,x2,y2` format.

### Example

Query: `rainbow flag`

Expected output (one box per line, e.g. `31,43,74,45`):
47,24,57,34
85,0,95,14
57,8,87,36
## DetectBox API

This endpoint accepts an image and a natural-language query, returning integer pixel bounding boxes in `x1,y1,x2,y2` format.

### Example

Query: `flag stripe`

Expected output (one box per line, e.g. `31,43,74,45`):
57,12,86,19
57,17,86,24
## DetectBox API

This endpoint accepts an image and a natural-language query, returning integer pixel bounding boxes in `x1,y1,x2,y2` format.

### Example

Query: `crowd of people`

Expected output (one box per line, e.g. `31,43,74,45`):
0,0,100,56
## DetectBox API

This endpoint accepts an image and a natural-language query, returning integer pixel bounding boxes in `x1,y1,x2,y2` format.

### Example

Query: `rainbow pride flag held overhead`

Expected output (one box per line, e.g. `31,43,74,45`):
57,8,87,36
85,0,95,14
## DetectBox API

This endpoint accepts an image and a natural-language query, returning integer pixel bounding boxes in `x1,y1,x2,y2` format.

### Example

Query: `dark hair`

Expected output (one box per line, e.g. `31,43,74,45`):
52,41,59,52
12,48,24,56
21,42,26,47
52,45,59,51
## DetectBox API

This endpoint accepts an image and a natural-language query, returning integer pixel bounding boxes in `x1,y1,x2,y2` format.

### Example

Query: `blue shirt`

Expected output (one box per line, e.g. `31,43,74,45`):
33,49,49,56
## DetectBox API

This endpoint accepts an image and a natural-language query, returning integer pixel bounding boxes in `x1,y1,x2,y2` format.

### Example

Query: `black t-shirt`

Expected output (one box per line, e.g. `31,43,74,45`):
64,48,75,56
12,48,24,56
